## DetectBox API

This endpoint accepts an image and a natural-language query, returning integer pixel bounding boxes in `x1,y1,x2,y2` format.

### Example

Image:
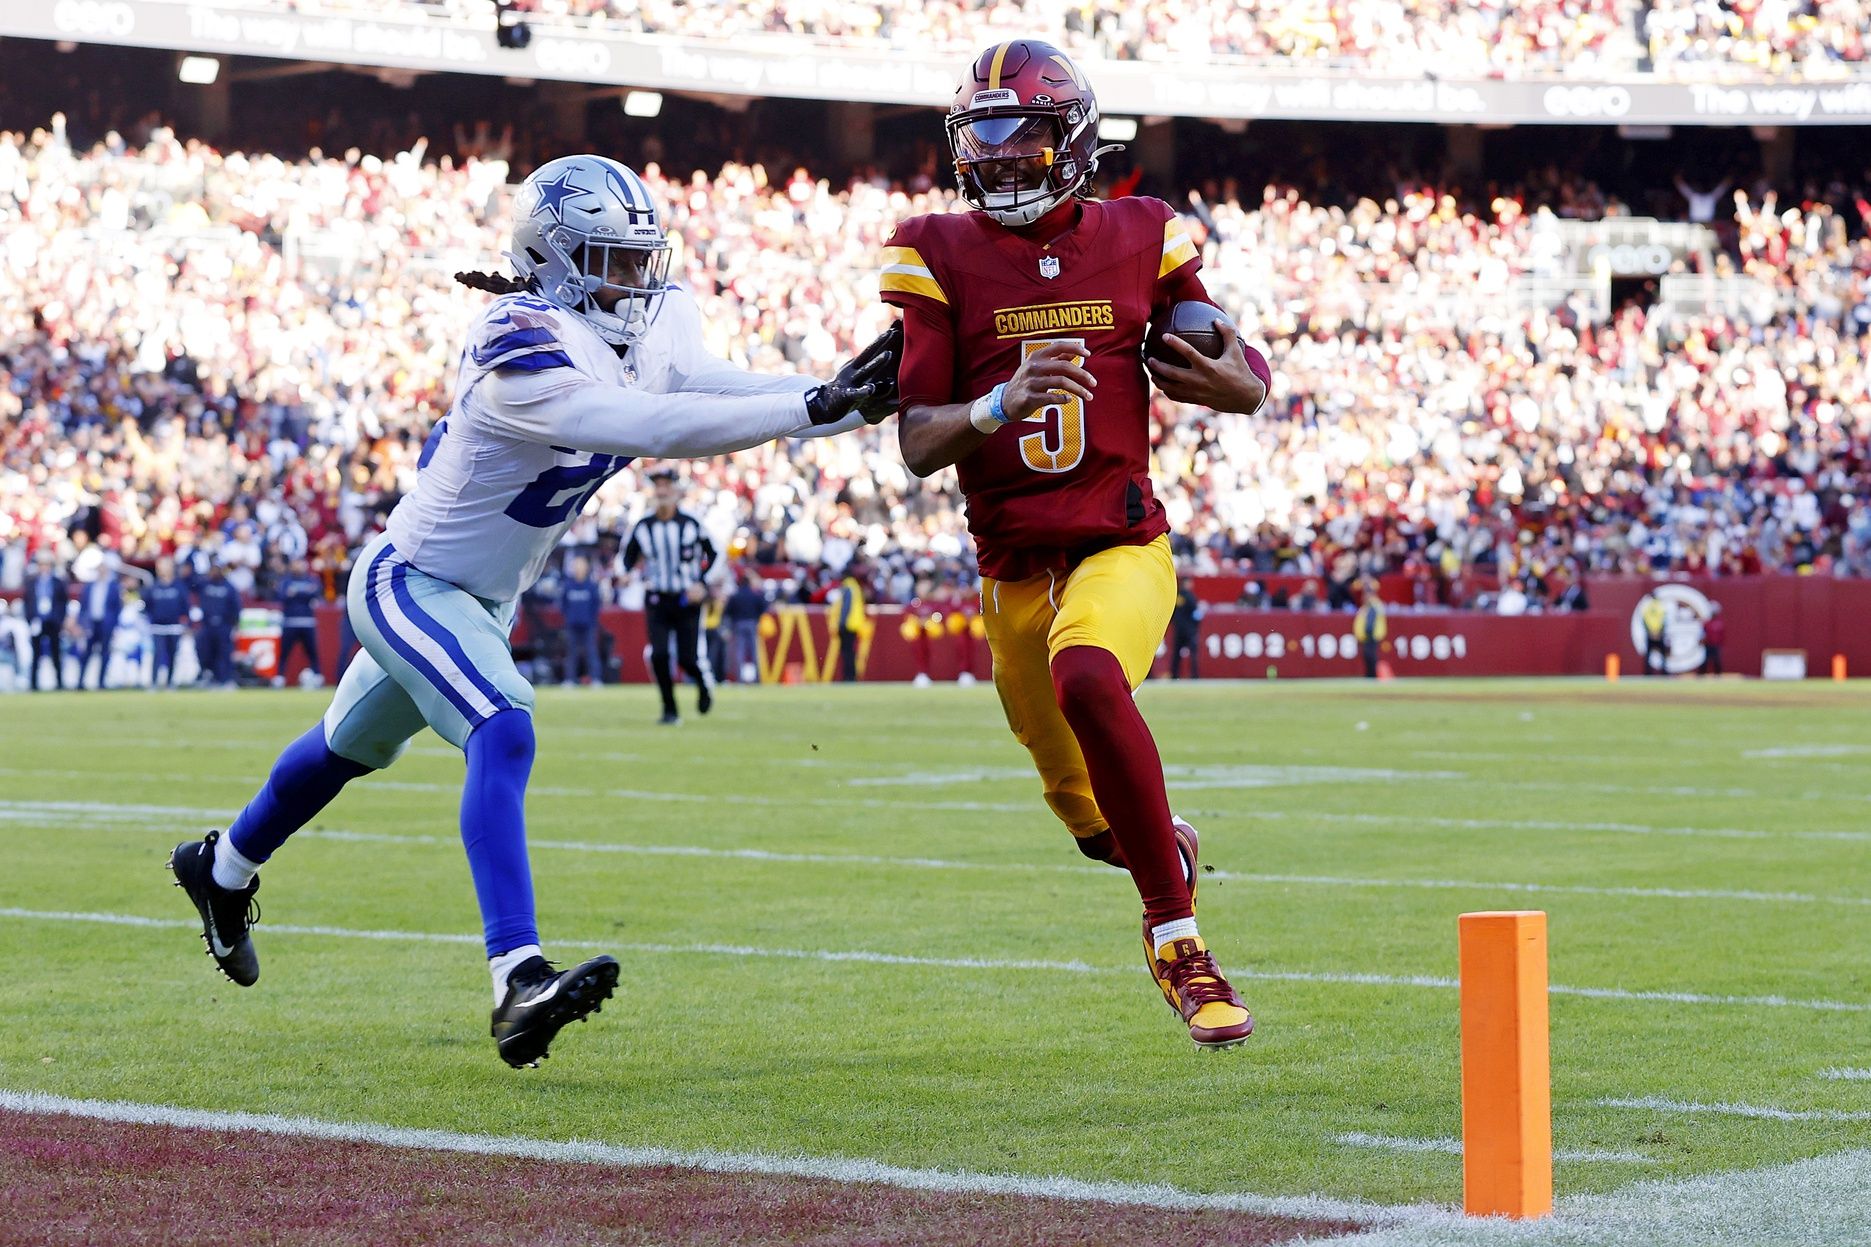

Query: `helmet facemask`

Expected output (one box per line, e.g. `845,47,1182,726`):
541,226,671,348
949,109,1084,227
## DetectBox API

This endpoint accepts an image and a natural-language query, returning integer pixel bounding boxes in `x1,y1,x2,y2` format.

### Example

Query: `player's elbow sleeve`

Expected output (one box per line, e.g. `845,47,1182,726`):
1242,345,1272,414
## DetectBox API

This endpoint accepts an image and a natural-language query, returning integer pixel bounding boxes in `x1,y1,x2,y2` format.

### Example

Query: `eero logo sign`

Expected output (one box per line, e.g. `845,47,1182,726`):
533,38,611,75
1542,86,1632,118
1588,243,1675,275
53,0,136,37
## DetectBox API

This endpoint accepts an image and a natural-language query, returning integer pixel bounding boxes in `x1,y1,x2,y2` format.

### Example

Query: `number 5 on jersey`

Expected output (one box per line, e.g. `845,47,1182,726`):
1017,337,1087,474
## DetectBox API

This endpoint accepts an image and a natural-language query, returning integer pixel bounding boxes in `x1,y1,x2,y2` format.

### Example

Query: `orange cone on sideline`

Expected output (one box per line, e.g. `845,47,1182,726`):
1834,654,1848,681
1604,654,1619,682
1459,910,1552,1220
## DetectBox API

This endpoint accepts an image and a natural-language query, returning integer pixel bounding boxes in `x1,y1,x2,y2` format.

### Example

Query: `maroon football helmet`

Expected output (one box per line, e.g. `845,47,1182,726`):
945,39,1114,227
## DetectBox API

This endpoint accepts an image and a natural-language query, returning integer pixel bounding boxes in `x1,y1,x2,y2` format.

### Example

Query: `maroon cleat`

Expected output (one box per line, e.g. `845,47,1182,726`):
1150,937,1255,1049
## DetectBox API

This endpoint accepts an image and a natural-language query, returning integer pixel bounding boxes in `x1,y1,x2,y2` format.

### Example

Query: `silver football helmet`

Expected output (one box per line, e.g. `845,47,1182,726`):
509,154,670,347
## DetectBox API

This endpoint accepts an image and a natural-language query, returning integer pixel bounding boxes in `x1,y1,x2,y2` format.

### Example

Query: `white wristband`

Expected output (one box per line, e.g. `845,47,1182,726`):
969,394,1002,435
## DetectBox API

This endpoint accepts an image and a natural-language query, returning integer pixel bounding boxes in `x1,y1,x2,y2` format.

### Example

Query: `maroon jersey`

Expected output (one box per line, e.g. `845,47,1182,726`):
883,196,1206,581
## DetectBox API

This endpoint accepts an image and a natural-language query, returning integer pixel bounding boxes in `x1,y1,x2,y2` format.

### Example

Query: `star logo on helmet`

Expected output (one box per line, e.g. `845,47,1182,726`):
531,169,586,224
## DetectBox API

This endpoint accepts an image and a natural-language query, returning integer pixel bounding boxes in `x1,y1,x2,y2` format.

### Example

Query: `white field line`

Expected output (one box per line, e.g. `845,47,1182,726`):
1251,809,1871,845
0,908,1093,972
6,802,1869,910
1597,1097,1871,1123
1492,778,1871,805
0,767,258,786
304,828,1049,875
2,906,1865,1014
6,1093,1858,1247
848,764,1463,790
9,779,1871,846
606,786,1033,813
1743,744,1871,759
1308,1148,1871,1247
850,765,1871,808
1331,1134,1653,1165
290,783,1035,813
0,1090,1450,1228
1407,751,1633,766
1230,872,1871,909
0,800,241,822
12,762,1871,807
1819,1068,1871,1081
307,830,1871,922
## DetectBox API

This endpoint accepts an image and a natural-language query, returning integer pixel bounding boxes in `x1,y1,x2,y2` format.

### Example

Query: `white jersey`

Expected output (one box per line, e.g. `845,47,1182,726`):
386,287,842,602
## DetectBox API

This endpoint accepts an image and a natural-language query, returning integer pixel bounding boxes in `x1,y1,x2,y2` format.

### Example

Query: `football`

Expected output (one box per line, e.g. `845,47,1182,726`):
1144,301,1238,367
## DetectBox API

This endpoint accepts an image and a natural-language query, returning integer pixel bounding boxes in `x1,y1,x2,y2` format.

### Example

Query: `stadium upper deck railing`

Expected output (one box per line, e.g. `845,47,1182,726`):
14,0,1871,126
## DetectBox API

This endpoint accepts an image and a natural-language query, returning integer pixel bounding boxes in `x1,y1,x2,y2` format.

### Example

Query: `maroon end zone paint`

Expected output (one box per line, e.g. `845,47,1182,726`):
3,1110,1363,1247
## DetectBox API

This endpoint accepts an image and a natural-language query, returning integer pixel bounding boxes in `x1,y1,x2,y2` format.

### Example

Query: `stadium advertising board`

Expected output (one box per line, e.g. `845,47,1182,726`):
279,575,1869,683
16,1,1871,126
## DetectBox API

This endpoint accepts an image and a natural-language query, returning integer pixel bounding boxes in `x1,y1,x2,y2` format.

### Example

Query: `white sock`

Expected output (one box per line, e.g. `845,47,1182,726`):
210,835,263,892
1150,917,1200,953
489,944,544,1006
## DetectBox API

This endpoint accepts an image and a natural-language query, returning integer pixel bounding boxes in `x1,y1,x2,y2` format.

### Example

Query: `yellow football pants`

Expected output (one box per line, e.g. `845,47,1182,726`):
980,535,1176,842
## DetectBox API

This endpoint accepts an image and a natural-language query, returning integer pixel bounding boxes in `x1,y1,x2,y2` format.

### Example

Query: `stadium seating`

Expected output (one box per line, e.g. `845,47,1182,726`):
146,0,1869,74
3,119,1868,613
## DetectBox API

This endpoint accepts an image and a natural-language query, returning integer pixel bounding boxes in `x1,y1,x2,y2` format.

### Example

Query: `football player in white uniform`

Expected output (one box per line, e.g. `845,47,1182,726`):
168,154,899,1067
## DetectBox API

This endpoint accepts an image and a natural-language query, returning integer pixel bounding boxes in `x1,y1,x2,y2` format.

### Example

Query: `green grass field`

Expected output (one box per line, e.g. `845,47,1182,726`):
2,678,1867,1217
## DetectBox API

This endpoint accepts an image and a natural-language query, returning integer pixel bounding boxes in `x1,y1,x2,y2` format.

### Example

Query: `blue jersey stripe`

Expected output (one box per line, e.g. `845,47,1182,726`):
388,563,514,720
361,545,485,728
493,349,575,374
471,325,558,365
486,325,556,353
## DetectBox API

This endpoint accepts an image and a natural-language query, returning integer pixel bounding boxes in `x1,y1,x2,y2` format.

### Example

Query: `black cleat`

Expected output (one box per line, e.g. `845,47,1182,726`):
491,954,619,1069
658,712,680,726
167,831,261,986
697,682,714,715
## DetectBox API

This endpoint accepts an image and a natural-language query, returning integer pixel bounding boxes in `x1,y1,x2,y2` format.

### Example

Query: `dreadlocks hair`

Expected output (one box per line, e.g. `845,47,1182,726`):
454,270,530,295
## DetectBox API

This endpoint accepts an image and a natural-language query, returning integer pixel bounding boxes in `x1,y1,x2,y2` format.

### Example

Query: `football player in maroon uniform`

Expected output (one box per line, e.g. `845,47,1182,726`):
882,39,1271,1048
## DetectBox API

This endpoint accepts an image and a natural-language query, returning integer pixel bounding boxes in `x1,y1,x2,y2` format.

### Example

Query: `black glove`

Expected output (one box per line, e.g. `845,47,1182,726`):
804,322,903,426
848,322,902,424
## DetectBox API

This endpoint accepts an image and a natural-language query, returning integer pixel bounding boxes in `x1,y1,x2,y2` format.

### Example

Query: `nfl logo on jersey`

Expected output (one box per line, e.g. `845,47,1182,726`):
1039,255,1061,280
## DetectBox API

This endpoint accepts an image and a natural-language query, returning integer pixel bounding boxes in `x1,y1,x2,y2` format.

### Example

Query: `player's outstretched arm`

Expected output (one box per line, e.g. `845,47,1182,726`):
787,323,902,439
667,294,900,440
898,342,1097,477
483,366,816,460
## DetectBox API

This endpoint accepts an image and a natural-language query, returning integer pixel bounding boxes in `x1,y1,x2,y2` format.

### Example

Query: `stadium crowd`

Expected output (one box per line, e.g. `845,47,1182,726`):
208,0,1871,75
1643,0,1870,74
3,109,1870,684
505,0,1629,76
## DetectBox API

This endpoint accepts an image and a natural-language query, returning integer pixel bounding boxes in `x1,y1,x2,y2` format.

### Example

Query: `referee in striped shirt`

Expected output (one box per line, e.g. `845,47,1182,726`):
624,469,717,724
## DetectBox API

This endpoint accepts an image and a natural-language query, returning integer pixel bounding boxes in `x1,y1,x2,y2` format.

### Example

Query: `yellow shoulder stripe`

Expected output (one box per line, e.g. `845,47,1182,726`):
881,243,947,303
881,271,948,304
1159,216,1199,279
